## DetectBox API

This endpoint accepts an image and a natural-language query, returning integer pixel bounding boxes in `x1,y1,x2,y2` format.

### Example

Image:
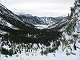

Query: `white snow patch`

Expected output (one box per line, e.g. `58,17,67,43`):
35,24,48,29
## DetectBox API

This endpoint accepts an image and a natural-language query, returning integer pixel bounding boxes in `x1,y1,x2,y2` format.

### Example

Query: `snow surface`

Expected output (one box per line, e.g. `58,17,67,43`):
0,45,80,60
0,54,79,60
35,24,48,29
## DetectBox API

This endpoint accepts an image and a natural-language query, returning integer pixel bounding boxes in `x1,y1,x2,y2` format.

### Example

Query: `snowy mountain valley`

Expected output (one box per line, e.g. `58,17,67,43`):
0,0,80,60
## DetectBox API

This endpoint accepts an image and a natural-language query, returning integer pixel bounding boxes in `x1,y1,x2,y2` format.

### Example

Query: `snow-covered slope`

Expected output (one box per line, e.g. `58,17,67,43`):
18,14,65,25
48,17,68,29
18,14,65,29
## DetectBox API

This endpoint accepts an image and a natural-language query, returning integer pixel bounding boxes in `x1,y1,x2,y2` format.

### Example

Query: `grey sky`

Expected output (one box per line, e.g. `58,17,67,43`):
0,0,75,17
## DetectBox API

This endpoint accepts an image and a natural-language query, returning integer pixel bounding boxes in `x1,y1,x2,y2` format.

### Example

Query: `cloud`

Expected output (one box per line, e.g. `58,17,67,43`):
0,0,74,16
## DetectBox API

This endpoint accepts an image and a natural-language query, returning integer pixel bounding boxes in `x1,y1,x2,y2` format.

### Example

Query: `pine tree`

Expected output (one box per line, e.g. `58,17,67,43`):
61,0,80,55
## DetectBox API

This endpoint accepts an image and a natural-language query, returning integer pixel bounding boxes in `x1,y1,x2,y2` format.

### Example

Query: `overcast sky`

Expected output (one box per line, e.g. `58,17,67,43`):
0,0,74,17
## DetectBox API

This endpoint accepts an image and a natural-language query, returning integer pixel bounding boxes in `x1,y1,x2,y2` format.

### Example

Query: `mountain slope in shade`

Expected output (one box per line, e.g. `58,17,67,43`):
0,3,35,31
18,14,65,25
18,14,66,30
18,14,44,25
